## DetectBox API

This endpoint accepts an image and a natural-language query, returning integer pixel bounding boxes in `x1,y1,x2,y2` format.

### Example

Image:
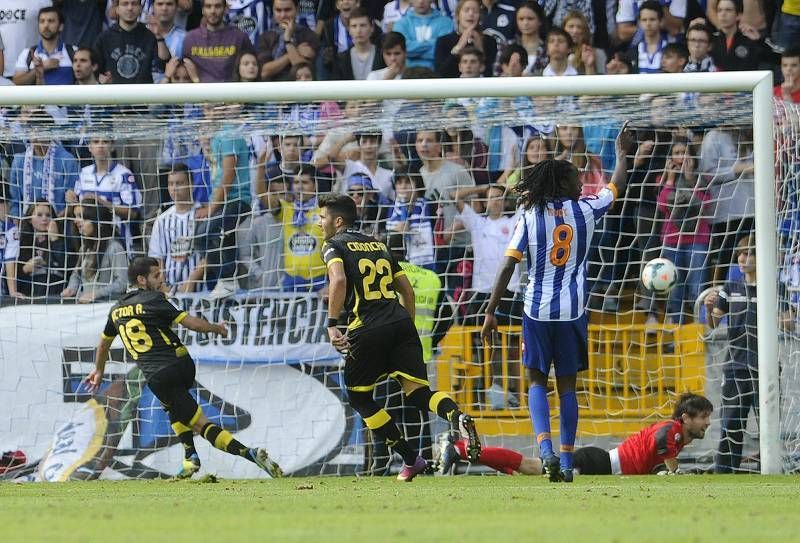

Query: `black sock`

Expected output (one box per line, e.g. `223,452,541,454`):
178,431,197,459
200,422,249,458
406,388,462,426
362,408,417,465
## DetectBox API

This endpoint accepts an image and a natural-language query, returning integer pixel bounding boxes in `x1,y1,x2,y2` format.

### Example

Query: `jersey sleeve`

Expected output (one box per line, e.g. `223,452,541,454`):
504,213,528,262
118,170,142,209
654,421,683,459
102,315,117,340
151,293,188,326
456,203,478,231
321,240,344,269
579,184,617,223
389,250,406,279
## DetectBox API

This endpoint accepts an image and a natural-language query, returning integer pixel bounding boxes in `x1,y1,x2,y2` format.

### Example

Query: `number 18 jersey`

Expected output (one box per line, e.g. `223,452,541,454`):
321,229,410,332
102,289,189,379
505,185,617,321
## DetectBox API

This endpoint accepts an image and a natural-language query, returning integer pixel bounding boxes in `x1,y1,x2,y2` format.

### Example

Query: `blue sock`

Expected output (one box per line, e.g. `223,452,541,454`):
528,384,553,458
559,390,578,470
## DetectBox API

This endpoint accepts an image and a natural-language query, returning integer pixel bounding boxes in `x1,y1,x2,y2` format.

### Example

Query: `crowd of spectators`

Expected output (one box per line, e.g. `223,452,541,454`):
0,0,798,331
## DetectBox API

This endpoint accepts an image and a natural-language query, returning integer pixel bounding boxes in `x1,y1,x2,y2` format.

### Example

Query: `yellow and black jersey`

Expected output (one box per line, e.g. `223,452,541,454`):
102,289,189,379
322,229,410,332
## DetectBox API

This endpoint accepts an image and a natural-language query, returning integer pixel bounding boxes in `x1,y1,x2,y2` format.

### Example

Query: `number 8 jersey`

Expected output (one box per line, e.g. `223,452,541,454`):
102,289,190,379
321,229,410,332
505,184,617,321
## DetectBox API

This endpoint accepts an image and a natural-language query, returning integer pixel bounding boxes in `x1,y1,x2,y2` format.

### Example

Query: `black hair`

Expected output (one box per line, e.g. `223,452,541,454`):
382,31,406,52
717,0,743,14
77,197,118,279
686,23,713,42
348,7,372,22
168,162,192,184
289,61,314,80
500,43,529,66
517,1,546,31
639,0,664,18
514,159,581,211
662,42,689,60
128,256,160,285
545,27,574,49
319,194,357,227
39,6,64,25
296,163,318,181
671,393,713,420
402,66,436,79
782,47,800,60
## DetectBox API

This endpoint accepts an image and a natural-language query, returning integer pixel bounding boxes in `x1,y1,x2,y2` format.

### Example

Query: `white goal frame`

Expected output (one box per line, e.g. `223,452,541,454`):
0,71,779,474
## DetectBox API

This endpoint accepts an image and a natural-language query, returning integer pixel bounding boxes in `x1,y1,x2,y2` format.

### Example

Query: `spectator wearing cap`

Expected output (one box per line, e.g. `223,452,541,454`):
345,173,392,239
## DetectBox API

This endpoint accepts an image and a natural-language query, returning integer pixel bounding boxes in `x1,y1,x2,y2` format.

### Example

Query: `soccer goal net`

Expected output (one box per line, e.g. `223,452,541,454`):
0,74,795,480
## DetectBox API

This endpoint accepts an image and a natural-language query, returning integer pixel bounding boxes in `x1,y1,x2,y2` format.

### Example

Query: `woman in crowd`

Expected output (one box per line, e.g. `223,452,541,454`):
505,1,548,76
502,133,549,187
562,10,606,74
10,200,69,298
434,0,497,78
61,198,127,304
551,124,606,196
232,51,262,82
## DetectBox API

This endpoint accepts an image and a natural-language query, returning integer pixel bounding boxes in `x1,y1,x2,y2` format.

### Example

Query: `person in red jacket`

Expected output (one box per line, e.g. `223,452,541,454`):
440,392,713,477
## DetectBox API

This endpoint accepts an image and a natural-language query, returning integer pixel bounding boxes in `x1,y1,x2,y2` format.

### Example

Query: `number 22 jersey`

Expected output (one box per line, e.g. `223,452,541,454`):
102,289,190,379
321,229,410,332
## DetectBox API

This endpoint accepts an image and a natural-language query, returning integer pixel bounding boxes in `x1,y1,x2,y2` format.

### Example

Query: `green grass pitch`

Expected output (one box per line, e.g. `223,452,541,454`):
2,475,799,542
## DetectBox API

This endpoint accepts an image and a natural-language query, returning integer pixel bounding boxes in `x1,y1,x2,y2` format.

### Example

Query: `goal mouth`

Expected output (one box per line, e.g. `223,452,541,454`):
0,71,793,478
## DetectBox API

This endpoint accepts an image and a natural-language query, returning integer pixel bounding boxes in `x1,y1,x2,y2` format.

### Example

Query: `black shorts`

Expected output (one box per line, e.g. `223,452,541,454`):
344,318,429,392
147,356,199,424
573,446,612,475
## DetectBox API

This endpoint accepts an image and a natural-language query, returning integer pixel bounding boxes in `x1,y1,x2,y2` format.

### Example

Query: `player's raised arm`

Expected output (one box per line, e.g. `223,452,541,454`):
609,120,635,196
179,314,229,337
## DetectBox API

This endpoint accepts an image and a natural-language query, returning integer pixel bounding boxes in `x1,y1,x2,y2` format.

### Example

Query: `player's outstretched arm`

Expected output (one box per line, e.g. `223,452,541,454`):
84,336,114,394
481,255,518,343
180,315,229,337
609,121,634,196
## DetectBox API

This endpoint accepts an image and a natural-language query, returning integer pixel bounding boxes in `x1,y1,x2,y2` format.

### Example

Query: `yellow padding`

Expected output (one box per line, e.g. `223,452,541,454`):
214,429,234,450
188,406,203,427
428,391,450,413
363,409,392,430
171,421,192,435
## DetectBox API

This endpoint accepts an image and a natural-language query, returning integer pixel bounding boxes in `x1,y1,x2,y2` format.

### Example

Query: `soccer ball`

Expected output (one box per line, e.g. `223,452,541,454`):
640,258,677,294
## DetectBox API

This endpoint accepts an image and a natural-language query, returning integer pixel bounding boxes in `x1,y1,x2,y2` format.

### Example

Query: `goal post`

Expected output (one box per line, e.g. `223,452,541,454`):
0,71,784,476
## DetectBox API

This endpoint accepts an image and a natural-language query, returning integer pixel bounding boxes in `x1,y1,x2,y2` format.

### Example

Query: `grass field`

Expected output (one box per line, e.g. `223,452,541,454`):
2,475,799,543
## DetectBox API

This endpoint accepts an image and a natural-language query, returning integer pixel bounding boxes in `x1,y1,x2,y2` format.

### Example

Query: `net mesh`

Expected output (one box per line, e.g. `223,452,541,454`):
0,90,797,479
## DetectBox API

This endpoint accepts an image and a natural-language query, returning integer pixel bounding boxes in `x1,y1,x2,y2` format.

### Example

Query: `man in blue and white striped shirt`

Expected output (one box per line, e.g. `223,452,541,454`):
482,122,635,483
149,163,204,292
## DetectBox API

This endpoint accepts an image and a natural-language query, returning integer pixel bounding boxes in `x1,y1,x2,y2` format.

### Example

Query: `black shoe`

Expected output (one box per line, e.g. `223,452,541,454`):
458,414,481,463
542,454,563,482
562,468,574,483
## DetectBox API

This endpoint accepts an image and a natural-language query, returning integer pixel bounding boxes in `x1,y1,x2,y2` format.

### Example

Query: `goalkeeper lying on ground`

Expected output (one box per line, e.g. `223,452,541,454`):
440,393,712,477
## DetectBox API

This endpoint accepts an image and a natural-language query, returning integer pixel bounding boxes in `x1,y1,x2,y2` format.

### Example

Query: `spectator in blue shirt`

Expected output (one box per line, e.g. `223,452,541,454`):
12,7,77,86
394,0,453,70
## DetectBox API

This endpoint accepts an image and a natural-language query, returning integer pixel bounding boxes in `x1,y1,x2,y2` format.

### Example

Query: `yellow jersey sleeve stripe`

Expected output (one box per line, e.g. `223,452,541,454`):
101,333,116,341
607,182,618,201
394,269,407,278
172,312,188,326
505,249,523,261
326,257,344,268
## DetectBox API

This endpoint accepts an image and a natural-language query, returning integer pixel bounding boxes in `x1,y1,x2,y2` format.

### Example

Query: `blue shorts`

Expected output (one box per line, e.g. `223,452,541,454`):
521,314,588,377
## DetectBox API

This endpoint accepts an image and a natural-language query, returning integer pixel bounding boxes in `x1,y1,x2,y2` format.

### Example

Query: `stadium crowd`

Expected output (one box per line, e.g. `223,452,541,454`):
0,0,797,320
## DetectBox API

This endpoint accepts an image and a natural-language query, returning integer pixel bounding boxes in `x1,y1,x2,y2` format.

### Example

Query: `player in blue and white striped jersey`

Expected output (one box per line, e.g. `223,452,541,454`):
481,122,635,483
149,163,205,292
0,188,20,297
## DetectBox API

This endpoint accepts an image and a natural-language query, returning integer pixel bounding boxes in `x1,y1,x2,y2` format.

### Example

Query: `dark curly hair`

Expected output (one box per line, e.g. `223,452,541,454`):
513,159,581,211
